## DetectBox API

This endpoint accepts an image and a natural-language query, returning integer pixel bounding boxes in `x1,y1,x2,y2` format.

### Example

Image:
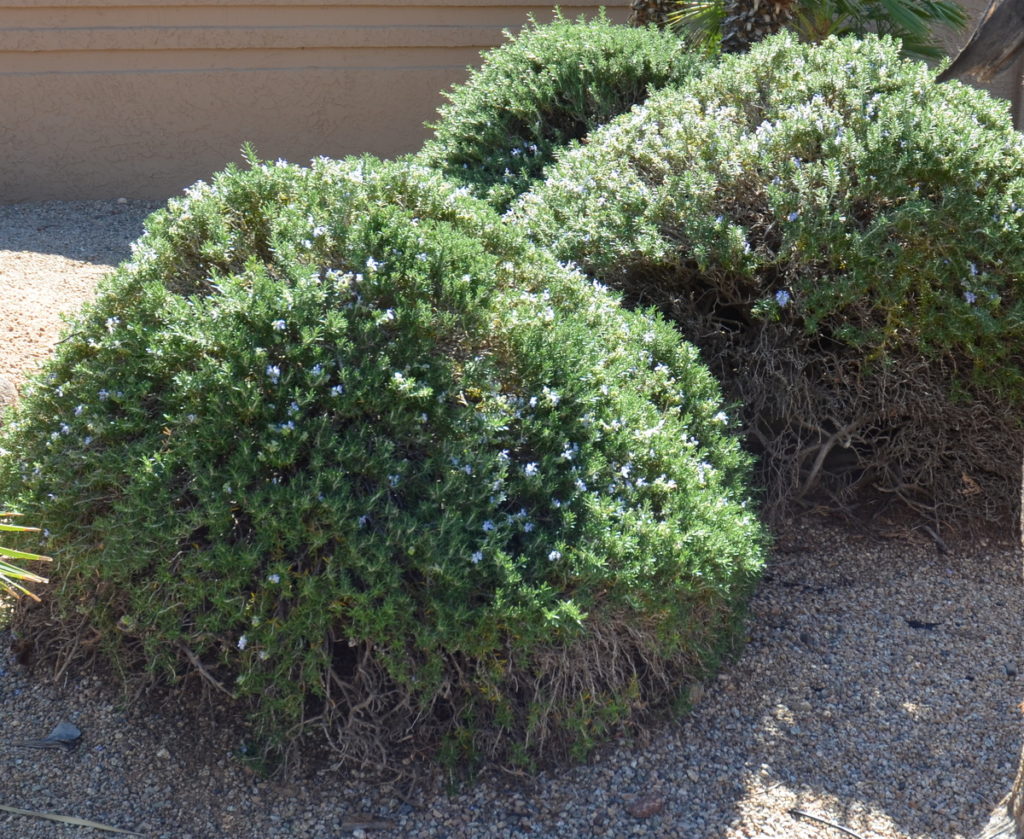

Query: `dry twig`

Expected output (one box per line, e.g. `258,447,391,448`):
790,808,867,839
0,803,144,836
177,643,232,697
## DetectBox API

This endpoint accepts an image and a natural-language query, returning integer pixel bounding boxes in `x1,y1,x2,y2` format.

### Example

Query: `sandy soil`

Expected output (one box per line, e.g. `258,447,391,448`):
0,199,158,399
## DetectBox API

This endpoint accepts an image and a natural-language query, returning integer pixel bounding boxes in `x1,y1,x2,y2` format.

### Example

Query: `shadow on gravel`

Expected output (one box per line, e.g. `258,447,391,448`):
664,519,1024,839
0,200,161,266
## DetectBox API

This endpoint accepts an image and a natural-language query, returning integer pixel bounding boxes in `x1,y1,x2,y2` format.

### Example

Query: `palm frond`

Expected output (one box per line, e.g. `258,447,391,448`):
666,0,727,53
667,0,967,61
0,515,51,602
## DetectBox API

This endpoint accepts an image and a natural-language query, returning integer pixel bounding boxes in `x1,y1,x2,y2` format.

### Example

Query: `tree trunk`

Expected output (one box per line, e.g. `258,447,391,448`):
627,0,675,29
975,754,1023,838
720,0,796,53
977,445,1024,839
1012,453,1024,836
936,0,1024,83
1013,753,1024,835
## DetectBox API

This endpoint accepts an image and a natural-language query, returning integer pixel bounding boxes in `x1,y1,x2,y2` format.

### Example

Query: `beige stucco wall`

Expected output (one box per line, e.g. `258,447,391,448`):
0,0,626,202
0,0,1020,203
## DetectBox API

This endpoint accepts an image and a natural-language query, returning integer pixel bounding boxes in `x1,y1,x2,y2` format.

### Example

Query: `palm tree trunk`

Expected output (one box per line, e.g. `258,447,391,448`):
972,751,1022,838
974,451,1024,839
628,0,675,29
936,0,1024,83
720,0,796,53
1012,754,1024,835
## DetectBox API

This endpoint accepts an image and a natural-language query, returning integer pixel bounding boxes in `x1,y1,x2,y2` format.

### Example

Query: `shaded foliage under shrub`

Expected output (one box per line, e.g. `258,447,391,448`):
0,155,765,775
513,33,1024,532
416,12,703,212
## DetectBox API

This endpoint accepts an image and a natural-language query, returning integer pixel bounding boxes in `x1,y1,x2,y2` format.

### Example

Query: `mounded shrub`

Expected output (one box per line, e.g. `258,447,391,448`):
512,33,1024,531
0,155,765,774
416,12,702,212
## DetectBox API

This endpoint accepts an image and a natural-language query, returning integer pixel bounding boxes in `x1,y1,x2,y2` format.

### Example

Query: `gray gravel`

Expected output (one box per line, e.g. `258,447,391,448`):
0,199,161,266
0,200,1021,839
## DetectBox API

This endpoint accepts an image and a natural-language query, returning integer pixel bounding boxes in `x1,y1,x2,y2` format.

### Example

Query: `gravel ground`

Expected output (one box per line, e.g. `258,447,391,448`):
0,199,161,394
0,200,1021,839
